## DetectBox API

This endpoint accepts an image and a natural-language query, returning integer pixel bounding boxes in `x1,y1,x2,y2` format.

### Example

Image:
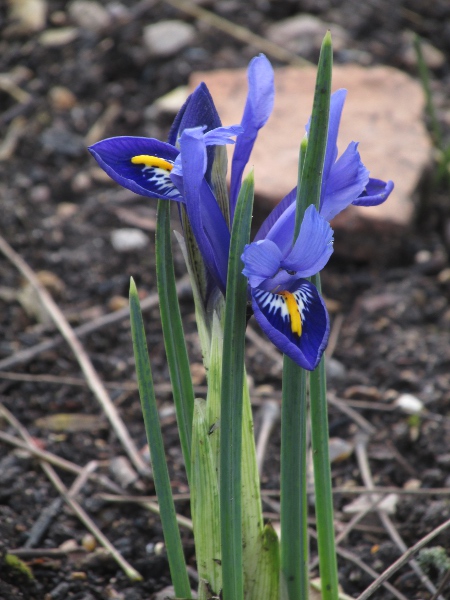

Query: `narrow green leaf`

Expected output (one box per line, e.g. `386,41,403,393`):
293,135,309,241
280,359,308,600
220,171,254,600
310,273,338,600
191,398,222,595
156,200,195,484
129,278,191,598
297,30,333,214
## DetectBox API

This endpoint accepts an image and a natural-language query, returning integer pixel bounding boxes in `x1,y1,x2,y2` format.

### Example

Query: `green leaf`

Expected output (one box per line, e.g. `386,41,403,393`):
310,274,338,600
191,399,222,595
297,30,333,215
156,200,195,484
220,170,254,600
280,359,308,600
129,278,191,598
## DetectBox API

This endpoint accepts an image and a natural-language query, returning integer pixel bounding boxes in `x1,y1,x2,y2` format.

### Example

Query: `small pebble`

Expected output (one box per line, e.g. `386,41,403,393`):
29,184,51,203
143,20,196,58
110,228,149,252
49,86,77,111
326,357,346,381
7,0,47,34
154,541,165,556
395,393,424,414
109,455,138,489
71,171,91,193
266,14,349,56
81,533,97,552
39,27,79,47
68,0,111,33
70,571,87,580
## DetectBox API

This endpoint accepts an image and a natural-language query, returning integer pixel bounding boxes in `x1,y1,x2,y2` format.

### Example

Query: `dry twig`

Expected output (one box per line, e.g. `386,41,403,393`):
355,433,442,600
0,274,190,372
0,234,149,475
0,405,142,580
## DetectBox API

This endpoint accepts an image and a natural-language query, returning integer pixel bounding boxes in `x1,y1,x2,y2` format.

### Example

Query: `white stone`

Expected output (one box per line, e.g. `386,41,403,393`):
143,20,196,58
68,0,111,33
7,0,47,33
39,27,79,47
343,492,398,515
110,228,149,252
395,393,424,414
266,14,349,55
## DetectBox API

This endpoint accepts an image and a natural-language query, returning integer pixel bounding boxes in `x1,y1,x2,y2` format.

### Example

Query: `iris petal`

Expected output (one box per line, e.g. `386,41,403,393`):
251,279,329,370
230,54,275,215
88,136,181,200
176,129,230,293
254,188,296,244
168,82,222,186
320,141,369,221
353,178,394,207
282,205,333,276
241,239,283,287
168,82,222,145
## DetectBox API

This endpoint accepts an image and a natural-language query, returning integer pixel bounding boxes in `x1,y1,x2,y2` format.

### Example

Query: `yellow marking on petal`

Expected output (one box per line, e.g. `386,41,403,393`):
280,291,302,336
131,155,173,171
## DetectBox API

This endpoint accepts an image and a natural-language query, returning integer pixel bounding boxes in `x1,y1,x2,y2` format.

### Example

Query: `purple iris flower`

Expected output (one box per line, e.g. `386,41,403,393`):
242,204,333,370
88,54,274,297
241,89,394,370
88,56,392,372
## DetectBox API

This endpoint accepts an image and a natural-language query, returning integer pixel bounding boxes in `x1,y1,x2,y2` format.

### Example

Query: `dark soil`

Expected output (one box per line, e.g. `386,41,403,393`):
1,0,450,598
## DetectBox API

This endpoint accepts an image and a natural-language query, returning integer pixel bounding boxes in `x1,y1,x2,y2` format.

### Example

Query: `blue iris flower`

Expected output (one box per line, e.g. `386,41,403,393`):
88,56,393,371
240,89,394,370
89,54,273,297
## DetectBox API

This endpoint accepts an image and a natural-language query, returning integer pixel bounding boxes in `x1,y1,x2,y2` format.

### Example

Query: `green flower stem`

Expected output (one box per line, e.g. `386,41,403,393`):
156,200,195,484
310,272,338,600
280,357,308,600
129,279,191,598
220,172,254,600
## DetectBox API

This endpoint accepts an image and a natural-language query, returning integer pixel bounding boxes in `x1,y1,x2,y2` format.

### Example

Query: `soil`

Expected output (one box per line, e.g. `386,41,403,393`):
1,0,450,599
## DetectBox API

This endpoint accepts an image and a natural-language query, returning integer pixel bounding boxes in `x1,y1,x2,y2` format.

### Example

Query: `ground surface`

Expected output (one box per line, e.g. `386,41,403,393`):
1,0,450,598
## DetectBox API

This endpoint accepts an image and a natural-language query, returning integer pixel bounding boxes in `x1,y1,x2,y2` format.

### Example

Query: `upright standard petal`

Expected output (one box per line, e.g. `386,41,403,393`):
175,128,231,293
168,82,222,186
251,280,329,370
282,206,333,276
319,142,369,221
230,54,274,215
88,136,181,200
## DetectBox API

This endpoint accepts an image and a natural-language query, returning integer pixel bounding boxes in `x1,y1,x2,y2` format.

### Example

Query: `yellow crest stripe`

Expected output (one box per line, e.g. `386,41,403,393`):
131,155,174,171
280,291,302,336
